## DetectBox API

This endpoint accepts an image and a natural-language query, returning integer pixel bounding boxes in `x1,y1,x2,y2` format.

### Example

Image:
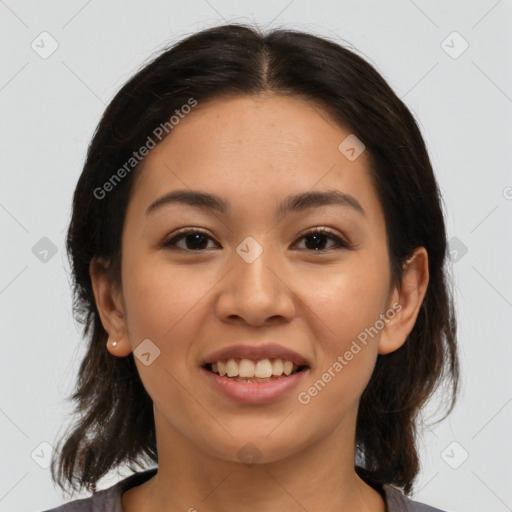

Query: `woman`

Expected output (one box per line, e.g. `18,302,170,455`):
43,23,459,512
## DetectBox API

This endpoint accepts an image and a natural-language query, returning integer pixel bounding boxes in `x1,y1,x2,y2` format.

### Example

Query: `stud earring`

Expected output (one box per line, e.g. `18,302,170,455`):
110,340,118,347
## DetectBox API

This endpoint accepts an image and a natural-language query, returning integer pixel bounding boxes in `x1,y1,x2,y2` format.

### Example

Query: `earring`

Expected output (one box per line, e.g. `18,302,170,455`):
109,340,118,348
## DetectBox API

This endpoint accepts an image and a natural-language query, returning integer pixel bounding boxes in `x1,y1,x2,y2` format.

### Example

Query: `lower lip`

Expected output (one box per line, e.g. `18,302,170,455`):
201,367,309,404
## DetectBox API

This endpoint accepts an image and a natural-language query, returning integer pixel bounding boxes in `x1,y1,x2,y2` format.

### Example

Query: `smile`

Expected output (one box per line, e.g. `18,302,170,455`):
202,358,310,404
207,357,306,379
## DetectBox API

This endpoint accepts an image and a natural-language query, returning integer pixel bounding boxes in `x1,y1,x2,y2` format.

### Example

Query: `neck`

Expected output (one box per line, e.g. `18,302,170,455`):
122,407,386,512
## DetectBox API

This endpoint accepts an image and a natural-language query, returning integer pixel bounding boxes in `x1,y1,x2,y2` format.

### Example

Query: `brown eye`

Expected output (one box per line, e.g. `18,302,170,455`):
161,227,351,253
294,227,351,252
162,229,218,251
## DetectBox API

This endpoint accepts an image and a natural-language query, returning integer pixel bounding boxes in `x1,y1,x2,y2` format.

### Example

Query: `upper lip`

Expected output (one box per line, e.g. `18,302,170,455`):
201,343,311,368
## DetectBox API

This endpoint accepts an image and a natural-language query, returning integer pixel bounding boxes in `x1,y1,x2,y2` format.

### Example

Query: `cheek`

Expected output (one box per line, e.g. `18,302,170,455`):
120,260,214,410
303,253,389,343
121,257,214,343
294,254,388,404
294,346,376,440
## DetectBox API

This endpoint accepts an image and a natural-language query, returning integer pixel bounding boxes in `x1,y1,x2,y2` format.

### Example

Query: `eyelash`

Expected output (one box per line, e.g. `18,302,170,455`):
161,227,352,253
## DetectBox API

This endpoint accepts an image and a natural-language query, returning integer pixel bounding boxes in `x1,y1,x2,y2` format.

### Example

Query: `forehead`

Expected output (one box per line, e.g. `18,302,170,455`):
128,94,382,222
143,94,359,170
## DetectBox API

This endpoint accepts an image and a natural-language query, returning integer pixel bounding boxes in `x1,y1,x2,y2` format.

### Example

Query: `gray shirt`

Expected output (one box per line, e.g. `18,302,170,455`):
41,468,447,512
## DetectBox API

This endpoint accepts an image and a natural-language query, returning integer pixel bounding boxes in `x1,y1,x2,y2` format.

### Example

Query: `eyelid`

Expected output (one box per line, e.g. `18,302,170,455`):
293,226,352,250
161,226,352,252
161,227,218,249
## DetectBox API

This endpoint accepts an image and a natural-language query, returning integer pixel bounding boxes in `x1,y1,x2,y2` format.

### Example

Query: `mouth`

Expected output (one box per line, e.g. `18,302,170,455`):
202,358,310,383
201,361,310,404
199,343,311,403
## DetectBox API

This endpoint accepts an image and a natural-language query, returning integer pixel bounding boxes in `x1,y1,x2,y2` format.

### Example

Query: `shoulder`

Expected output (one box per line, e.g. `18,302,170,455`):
40,494,94,512
39,468,158,512
384,484,448,512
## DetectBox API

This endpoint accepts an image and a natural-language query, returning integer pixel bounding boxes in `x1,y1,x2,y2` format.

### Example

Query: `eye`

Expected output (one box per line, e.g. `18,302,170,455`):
161,228,218,251
161,227,351,253
293,227,351,252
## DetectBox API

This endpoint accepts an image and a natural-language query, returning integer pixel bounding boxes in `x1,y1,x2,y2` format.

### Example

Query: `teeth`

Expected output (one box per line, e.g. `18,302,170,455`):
272,358,283,376
239,359,255,377
226,358,239,377
209,358,300,378
283,360,293,376
255,359,273,378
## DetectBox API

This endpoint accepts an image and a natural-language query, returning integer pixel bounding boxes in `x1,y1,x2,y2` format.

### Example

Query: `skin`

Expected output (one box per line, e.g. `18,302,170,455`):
90,94,429,512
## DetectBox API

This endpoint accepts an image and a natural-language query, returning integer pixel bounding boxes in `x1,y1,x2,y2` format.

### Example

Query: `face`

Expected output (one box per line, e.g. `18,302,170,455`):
106,94,406,465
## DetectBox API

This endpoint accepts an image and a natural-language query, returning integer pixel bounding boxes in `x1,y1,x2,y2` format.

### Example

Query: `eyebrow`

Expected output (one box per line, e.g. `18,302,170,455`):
145,189,366,218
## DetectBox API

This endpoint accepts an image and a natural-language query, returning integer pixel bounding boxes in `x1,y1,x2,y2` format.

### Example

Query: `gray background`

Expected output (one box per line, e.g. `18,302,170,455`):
1,1,511,511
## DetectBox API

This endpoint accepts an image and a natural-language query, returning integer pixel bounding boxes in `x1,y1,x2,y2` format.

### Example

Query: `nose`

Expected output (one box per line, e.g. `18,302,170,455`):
214,242,296,327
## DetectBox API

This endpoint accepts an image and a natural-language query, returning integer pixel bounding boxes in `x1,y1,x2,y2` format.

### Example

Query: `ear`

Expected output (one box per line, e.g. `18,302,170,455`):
378,247,429,355
89,257,132,357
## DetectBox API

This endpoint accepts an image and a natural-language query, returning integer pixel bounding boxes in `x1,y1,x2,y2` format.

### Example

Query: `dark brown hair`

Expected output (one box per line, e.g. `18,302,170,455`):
52,23,459,496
